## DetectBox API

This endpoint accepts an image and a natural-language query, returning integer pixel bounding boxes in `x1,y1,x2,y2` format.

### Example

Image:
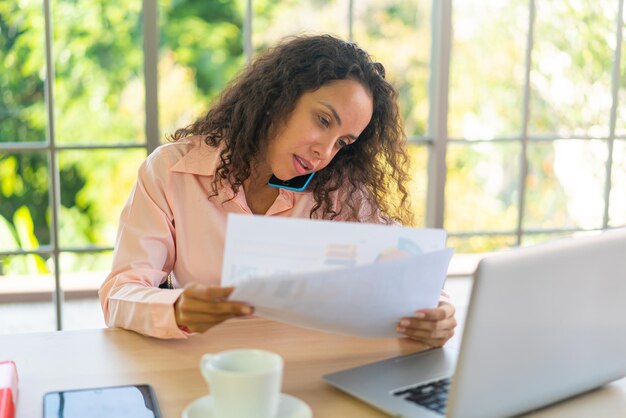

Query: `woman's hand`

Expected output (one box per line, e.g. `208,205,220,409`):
396,293,457,347
174,283,254,333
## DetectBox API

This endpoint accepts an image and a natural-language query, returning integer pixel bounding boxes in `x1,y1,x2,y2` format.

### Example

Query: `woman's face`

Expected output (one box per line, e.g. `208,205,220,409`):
265,78,374,181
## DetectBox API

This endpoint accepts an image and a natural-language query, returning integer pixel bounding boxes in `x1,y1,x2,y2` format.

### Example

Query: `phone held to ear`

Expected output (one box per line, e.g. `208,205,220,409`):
267,172,315,192
43,384,162,418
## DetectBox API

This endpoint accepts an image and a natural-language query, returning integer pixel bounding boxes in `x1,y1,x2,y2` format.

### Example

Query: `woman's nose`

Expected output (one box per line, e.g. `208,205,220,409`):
311,138,335,161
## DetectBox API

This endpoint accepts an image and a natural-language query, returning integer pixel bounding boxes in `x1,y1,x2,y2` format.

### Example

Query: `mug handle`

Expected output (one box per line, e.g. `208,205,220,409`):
200,353,214,384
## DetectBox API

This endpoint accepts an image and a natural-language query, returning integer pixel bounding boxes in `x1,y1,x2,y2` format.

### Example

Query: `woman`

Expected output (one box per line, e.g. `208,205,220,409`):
99,34,456,344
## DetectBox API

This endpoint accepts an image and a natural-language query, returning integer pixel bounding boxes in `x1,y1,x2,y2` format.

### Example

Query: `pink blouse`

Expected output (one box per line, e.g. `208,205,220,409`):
99,136,387,339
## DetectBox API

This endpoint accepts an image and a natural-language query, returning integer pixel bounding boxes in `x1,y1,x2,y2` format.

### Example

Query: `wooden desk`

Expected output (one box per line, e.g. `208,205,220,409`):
2,319,626,418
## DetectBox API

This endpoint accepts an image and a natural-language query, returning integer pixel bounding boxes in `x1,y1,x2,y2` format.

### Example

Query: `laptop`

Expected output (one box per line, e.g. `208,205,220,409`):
324,227,626,418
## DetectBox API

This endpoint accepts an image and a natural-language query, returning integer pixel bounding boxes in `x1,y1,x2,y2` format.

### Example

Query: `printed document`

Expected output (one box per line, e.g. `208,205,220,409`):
224,214,453,338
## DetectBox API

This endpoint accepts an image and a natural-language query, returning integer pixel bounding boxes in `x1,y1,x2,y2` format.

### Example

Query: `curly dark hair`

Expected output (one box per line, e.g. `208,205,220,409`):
169,34,412,224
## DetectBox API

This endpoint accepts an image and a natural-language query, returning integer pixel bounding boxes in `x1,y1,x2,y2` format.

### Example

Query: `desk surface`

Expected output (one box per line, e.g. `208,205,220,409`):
2,319,626,418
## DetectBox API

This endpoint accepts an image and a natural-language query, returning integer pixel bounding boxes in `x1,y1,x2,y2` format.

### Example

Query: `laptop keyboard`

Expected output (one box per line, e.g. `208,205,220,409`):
393,377,451,415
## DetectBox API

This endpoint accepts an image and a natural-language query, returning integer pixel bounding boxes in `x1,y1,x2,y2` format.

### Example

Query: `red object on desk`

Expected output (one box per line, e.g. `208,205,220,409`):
0,361,18,418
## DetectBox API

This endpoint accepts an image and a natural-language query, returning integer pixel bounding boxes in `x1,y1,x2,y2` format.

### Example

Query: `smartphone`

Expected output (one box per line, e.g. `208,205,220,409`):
267,172,315,192
43,384,162,418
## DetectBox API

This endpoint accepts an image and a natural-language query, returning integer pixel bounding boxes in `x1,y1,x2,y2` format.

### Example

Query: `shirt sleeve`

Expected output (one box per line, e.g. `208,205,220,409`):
99,148,187,339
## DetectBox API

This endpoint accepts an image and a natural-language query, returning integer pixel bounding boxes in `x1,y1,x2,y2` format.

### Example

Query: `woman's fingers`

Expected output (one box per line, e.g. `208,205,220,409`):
205,285,236,302
396,300,458,346
417,301,456,321
180,283,252,313
398,316,457,332
396,324,455,347
174,283,253,332
183,283,235,302
180,296,252,315
398,325,455,341
175,303,253,333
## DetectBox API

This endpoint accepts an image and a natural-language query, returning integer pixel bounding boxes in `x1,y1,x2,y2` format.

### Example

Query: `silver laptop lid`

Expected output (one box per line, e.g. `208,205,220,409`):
448,228,626,418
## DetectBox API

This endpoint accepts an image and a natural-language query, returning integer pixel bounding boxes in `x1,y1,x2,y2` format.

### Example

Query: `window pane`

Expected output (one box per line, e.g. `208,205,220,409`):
449,0,528,139
0,0,47,143
60,251,109,330
354,0,431,137
159,0,245,139
0,255,56,334
58,149,146,248
53,0,145,144
253,0,347,50
529,1,618,137
448,234,517,253
524,139,607,230
445,142,521,232
407,143,428,227
609,139,626,227
0,152,50,249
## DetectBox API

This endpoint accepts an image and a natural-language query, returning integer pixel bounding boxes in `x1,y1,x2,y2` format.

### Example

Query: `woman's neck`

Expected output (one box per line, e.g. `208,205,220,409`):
243,162,278,215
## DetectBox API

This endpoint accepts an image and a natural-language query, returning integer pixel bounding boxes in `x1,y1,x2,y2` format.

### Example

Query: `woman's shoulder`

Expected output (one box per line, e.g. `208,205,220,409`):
143,135,219,171
148,135,207,160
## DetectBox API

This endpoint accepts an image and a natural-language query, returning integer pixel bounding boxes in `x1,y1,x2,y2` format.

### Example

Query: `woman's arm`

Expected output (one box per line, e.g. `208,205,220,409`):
99,149,186,338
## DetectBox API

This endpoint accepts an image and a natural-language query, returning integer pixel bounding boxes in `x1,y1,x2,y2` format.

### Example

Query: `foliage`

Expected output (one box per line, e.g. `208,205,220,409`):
0,0,244,274
0,208,47,274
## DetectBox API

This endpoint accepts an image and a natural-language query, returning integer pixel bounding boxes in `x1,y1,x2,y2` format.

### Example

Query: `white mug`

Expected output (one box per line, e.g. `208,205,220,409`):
200,349,284,418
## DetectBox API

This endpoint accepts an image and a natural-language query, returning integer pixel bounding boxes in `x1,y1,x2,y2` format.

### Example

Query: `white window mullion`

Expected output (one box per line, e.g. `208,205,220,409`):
244,0,253,61
348,0,354,41
143,0,160,154
426,0,452,229
516,0,536,246
43,0,63,330
603,0,624,228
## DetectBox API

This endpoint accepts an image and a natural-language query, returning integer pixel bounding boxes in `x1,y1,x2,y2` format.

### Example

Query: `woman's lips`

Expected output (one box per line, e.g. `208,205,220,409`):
293,154,312,175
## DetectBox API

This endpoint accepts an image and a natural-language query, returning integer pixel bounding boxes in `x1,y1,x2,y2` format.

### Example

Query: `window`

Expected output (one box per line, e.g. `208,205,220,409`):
447,0,625,252
1,0,624,332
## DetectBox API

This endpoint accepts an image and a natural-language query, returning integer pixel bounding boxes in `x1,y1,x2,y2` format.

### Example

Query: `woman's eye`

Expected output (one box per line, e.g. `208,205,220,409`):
337,138,348,148
319,115,330,128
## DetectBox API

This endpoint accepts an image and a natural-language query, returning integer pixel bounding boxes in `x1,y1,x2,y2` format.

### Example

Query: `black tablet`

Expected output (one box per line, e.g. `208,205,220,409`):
43,384,162,418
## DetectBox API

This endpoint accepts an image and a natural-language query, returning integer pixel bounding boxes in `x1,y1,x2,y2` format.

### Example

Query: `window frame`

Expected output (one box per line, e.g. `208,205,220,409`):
0,0,623,330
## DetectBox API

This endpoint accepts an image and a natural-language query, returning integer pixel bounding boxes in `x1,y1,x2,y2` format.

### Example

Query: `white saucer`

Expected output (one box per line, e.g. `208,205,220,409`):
182,393,312,418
